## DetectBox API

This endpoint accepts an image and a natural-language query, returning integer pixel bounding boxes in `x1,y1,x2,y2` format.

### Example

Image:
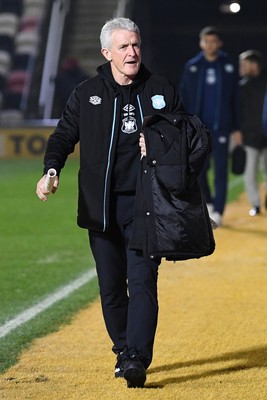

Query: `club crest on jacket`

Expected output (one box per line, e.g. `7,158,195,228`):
151,95,166,109
121,117,137,134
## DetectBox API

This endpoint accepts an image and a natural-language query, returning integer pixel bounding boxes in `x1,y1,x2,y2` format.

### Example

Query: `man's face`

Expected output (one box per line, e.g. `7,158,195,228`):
200,34,222,59
239,59,251,77
239,59,259,77
102,29,141,84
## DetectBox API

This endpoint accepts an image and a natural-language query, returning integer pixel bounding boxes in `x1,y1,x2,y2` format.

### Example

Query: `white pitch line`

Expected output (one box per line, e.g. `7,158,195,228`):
0,268,97,339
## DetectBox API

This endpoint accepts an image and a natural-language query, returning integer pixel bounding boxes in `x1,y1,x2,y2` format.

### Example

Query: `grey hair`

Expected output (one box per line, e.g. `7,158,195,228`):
100,17,141,49
239,49,263,65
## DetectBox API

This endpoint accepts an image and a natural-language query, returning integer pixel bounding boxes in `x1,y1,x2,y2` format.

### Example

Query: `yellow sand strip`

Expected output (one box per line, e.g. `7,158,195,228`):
1,192,267,399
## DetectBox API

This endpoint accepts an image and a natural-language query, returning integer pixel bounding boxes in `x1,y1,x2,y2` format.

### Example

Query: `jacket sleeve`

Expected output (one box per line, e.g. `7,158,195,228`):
187,115,212,182
170,81,185,113
44,87,80,175
262,87,267,137
239,81,248,134
232,66,241,131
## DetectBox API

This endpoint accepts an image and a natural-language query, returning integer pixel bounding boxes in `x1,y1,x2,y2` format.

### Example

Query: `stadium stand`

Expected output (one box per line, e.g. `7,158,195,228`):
0,50,11,77
15,29,39,55
0,7,20,120
20,14,41,31
23,0,46,17
0,0,23,15
0,0,124,121
0,50,11,108
0,0,46,122
0,34,14,53
0,12,19,36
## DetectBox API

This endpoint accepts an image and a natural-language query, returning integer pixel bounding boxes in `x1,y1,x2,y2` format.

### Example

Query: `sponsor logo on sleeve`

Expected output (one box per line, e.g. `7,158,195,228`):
89,95,102,105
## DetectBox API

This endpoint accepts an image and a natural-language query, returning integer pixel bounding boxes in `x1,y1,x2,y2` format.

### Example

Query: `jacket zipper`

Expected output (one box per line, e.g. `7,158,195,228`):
137,94,144,123
103,97,118,231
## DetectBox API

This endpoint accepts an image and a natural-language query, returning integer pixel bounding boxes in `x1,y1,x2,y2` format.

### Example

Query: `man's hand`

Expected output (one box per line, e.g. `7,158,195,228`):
139,133,146,157
36,174,59,201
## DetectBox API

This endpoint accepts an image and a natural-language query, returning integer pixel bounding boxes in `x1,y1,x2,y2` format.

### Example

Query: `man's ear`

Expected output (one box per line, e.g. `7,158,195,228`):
101,48,112,61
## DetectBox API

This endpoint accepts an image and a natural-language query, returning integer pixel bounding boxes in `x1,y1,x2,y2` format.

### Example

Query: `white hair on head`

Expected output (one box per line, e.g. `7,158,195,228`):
100,17,141,49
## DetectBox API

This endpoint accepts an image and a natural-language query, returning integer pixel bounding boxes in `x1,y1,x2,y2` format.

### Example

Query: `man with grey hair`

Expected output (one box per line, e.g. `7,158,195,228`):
36,17,183,388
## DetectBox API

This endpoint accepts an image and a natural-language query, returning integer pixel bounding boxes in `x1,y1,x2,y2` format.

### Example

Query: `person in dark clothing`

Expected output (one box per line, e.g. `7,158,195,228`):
36,17,184,389
53,57,89,117
179,26,240,226
238,50,267,216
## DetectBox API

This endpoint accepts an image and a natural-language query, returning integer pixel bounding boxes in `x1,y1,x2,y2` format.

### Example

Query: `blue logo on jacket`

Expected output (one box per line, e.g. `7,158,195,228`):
151,95,166,109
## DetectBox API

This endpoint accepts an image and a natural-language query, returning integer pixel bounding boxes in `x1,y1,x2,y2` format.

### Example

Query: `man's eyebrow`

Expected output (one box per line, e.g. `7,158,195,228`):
118,40,140,47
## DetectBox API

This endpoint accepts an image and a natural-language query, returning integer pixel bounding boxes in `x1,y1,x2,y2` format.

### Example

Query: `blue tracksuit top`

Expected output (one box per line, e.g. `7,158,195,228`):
179,50,240,133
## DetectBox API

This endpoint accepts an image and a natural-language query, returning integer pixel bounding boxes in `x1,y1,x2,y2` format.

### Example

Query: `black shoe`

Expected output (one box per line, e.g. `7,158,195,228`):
265,194,267,210
249,206,260,216
123,355,146,388
115,351,127,378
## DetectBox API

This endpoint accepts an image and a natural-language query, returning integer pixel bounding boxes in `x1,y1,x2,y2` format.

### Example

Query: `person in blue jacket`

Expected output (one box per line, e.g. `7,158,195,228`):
179,26,240,226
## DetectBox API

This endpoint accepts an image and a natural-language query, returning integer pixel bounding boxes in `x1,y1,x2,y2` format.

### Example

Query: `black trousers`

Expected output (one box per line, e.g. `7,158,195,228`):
88,193,160,368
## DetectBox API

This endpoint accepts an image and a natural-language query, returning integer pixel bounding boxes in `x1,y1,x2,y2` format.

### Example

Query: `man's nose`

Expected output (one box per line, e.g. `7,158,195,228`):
128,45,136,55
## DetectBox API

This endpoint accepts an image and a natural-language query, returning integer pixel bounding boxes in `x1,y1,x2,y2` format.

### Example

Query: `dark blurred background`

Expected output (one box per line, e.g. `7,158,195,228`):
130,0,267,85
0,0,266,122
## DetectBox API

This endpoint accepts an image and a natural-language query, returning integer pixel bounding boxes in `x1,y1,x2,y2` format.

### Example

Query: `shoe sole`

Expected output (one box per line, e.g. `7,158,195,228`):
124,367,146,388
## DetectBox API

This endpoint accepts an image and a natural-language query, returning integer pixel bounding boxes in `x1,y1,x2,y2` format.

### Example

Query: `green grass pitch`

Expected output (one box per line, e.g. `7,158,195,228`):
0,158,244,373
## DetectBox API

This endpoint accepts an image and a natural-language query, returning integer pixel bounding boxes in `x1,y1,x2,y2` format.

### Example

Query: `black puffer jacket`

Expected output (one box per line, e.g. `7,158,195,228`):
130,113,216,261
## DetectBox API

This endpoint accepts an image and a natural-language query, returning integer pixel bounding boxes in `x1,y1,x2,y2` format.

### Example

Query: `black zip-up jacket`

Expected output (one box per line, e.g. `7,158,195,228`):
44,63,183,231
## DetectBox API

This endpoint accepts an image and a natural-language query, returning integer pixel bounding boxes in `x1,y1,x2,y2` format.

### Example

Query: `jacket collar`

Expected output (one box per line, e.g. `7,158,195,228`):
97,62,151,94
